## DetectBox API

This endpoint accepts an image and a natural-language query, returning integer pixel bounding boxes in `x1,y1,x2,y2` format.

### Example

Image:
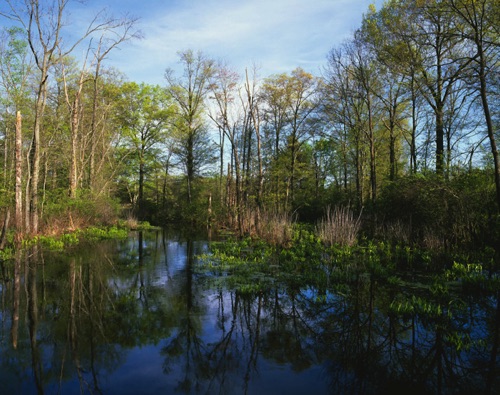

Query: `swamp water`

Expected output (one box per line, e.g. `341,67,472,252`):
0,229,499,394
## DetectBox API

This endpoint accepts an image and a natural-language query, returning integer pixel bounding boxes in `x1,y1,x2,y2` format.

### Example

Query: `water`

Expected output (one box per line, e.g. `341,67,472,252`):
0,229,499,394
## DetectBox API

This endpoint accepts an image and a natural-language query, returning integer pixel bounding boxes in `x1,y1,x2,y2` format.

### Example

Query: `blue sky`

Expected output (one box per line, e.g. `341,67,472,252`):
2,0,383,85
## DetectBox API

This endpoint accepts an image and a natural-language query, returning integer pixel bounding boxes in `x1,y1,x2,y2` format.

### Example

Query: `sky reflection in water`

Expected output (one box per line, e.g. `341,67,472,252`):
0,229,499,394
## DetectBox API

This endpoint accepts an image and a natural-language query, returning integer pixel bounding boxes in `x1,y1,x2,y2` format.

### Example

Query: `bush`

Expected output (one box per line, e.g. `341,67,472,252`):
41,189,121,234
376,171,496,251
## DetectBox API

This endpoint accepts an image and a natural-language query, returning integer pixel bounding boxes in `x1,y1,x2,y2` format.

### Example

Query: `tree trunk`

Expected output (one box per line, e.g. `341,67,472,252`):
219,126,224,205
410,75,418,173
367,93,377,201
478,45,500,212
187,133,194,204
15,111,23,233
89,65,100,192
2,127,8,190
435,102,445,177
69,98,80,198
138,149,145,220
0,210,10,249
30,95,43,234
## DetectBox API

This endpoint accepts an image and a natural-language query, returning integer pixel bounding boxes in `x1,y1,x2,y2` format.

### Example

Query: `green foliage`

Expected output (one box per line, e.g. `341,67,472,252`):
59,232,80,246
445,261,500,294
42,190,121,231
0,246,14,260
19,225,127,252
83,226,128,241
376,171,496,250
200,227,419,293
22,232,80,251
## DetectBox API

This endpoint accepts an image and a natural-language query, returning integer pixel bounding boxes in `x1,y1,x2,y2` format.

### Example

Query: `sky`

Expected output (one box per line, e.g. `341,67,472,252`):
1,0,383,85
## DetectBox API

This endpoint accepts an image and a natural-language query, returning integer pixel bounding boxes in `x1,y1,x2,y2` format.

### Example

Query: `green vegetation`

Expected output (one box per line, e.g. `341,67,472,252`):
199,218,500,307
16,225,129,252
198,224,500,374
0,1,498,267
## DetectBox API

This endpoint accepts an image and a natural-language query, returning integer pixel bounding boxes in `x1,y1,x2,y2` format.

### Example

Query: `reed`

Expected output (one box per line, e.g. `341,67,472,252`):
254,208,295,247
317,205,362,247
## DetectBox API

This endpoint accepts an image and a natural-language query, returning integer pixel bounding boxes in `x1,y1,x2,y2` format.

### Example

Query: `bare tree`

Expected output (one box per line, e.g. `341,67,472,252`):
244,66,264,209
88,15,142,192
208,62,243,233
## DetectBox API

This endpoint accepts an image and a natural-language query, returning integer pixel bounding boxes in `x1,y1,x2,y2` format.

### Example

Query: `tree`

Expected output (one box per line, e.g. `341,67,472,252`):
283,68,319,209
115,82,174,220
208,62,244,232
401,0,473,177
0,26,32,233
322,47,366,205
87,15,141,193
260,68,319,210
58,55,90,199
347,37,382,202
0,0,115,233
244,67,264,210
447,0,500,212
261,72,292,210
323,40,383,205
165,50,215,205
360,7,412,180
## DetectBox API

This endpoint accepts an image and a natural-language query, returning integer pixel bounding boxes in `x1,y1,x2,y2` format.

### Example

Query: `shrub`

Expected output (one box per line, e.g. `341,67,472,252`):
41,189,121,234
377,171,496,251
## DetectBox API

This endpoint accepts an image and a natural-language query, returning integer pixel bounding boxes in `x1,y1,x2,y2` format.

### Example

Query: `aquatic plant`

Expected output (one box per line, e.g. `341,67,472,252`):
83,226,128,241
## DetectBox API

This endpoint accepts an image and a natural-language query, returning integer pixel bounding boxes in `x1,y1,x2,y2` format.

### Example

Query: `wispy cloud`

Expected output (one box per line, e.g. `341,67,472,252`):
72,0,381,84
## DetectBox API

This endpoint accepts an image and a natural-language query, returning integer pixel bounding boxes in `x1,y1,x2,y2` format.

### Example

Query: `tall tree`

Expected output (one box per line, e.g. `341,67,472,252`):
208,63,244,232
87,16,141,192
447,0,500,211
351,39,380,202
260,69,318,210
165,50,215,204
360,6,412,180
402,0,472,176
283,68,319,209
261,72,291,210
244,67,264,209
58,55,89,198
323,46,367,205
115,82,173,220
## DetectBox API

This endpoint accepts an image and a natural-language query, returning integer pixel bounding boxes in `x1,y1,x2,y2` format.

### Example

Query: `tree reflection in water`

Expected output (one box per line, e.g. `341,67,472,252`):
0,229,498,394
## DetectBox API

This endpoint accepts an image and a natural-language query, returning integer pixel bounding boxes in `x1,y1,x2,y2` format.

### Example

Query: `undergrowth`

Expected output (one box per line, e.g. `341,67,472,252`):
199,223,494,295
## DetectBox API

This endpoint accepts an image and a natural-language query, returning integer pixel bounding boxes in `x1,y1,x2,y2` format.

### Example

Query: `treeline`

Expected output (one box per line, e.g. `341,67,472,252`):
0,0,499,253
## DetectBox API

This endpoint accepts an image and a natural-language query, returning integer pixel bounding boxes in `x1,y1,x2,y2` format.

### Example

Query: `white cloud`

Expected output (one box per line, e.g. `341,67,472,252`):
67,0,383,84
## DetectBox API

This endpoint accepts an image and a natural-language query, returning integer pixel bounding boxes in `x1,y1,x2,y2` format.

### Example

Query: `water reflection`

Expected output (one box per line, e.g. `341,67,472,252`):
0,230,499,394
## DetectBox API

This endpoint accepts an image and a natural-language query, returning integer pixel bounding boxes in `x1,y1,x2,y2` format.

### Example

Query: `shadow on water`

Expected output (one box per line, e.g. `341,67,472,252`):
0,229,499,394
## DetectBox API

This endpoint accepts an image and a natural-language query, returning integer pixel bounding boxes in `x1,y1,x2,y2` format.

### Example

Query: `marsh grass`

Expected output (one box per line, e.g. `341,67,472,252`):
317,205,362,247
254,209,295,247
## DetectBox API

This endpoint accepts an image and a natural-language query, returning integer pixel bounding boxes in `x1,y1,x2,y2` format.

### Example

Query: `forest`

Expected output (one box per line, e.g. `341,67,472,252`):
0,0,499,259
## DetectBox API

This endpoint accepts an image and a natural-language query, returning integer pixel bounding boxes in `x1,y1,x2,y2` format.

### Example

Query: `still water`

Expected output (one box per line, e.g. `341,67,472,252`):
0,229,499,394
